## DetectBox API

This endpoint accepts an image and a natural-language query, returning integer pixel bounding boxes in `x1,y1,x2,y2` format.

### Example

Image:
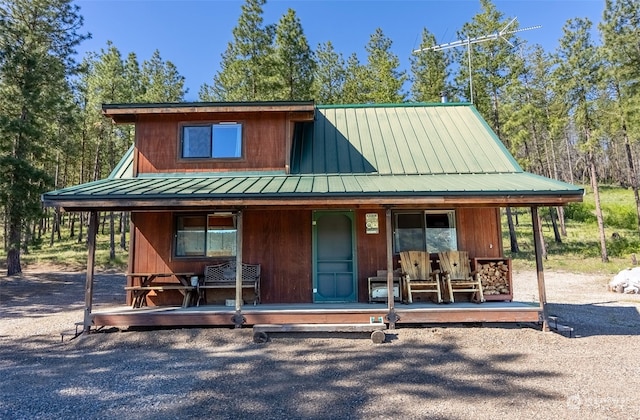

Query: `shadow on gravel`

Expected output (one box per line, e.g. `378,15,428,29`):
0,271,125,320
547,302,640,337
0,328,563,420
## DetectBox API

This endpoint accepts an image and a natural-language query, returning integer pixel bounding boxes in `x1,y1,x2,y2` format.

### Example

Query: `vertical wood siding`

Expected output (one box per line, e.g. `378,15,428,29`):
129,207,503,305
134,113,288,174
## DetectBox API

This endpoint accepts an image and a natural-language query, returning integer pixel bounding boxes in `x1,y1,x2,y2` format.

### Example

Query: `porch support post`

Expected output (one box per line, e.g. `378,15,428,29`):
233,210,244,328
385,208,397,329
83,210,98,334
531,206,550,332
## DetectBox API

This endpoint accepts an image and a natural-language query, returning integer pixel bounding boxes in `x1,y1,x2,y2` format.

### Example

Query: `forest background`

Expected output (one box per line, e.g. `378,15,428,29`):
1,0,639,275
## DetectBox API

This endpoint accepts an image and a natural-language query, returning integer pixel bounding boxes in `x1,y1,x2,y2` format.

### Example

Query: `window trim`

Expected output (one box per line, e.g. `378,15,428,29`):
179,121,244,160
392,209,458,254
173,212,238,259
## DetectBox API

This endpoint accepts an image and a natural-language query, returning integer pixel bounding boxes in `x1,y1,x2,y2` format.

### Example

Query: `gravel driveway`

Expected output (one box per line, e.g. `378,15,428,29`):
1,267,639,419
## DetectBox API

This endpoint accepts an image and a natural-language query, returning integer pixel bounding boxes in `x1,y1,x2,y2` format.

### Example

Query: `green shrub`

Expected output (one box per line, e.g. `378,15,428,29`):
606,233,640,258
564,202,596,223
604,204,637,230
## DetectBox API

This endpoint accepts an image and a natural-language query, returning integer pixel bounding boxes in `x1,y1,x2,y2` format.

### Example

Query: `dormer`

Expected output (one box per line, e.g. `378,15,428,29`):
102,101,315,176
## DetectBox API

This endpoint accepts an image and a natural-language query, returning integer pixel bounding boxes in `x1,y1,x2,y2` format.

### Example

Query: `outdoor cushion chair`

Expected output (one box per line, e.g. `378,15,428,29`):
438,251,485,303
399,250,443,303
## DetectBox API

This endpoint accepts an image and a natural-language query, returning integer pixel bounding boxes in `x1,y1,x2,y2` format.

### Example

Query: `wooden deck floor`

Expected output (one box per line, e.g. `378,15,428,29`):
91,301,542,328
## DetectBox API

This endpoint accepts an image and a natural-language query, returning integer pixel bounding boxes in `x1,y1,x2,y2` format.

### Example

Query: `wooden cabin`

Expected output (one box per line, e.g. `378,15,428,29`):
42,101,583,332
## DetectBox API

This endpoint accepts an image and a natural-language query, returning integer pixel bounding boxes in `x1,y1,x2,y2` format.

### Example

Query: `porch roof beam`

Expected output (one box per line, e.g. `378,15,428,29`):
45,194,583,212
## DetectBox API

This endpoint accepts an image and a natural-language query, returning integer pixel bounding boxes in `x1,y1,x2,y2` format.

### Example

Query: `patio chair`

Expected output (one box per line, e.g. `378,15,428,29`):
438,251,485,303
399,250,443,303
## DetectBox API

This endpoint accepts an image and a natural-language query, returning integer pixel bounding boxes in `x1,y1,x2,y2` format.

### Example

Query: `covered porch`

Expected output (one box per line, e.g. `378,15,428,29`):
91,301,542,329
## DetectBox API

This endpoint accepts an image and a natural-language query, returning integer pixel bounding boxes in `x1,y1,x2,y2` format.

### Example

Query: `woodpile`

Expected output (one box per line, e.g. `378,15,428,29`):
477,261,510,295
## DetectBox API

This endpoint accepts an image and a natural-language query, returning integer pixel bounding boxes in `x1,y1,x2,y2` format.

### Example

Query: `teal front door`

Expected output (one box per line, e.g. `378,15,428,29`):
312,211,357,302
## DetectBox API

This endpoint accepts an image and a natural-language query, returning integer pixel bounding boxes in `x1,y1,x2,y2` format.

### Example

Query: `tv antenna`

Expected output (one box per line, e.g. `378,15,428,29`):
412,17,541,104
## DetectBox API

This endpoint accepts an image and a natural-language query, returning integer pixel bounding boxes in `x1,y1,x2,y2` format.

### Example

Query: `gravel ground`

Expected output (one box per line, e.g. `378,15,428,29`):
1,266,639,420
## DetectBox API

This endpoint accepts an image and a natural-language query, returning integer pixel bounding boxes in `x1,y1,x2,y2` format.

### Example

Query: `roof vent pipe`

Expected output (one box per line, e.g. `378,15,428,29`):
440,91,448,103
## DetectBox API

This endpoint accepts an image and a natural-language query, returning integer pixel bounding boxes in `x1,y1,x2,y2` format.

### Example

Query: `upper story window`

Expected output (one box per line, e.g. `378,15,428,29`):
393,210,458,254
182,123,242,158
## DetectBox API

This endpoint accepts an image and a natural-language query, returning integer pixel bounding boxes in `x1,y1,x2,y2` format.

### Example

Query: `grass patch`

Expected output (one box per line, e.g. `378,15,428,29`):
505,185,640,275
2,231,128,272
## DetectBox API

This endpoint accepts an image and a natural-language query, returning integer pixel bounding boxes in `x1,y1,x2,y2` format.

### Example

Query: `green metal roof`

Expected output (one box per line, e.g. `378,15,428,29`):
291,104,520,175
43,102,583,210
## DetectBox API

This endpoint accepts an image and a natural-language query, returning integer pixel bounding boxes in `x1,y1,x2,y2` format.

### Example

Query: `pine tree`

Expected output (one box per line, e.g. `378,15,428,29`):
554,17,608,262
200,0,275,101
362,28,406,103
599,0,640,234
410,28,450,102
273,8,314,100
0,0,88,275
341,53,367,104
141,50,186,102
313,41,346,104
453,0,523,139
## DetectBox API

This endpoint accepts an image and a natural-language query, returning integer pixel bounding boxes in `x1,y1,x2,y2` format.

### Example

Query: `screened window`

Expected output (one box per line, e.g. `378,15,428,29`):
393,210,457,253
182,123,242,158
175,214,237,258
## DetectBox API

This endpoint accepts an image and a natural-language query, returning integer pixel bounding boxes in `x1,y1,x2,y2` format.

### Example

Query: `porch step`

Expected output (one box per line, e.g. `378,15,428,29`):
548,316,574,338
252,323,387,344
60,322,84,342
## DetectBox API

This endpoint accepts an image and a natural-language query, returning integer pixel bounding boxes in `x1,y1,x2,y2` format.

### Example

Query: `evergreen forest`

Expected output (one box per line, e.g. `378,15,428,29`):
1,0,640,274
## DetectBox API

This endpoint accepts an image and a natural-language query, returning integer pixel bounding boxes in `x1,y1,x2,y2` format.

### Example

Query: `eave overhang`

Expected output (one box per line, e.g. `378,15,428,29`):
103,100,316,124
42,173,584,212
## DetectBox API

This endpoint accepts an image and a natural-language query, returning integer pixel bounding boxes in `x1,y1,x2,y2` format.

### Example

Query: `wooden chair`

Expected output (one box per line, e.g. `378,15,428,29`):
399,250,443,303
438,251,485,303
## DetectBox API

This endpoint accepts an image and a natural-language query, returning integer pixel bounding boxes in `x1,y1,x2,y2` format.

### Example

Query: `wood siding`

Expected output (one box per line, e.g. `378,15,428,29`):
134,113,290,174
243,209,313,303
129,207,503,306
355,209,388,302
456,207,502,258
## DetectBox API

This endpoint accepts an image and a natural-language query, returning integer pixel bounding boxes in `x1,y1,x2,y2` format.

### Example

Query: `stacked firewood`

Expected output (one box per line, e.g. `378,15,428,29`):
477,261,510,295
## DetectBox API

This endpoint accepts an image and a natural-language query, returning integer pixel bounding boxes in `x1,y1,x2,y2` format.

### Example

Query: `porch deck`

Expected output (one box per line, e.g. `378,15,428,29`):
91,301,542,328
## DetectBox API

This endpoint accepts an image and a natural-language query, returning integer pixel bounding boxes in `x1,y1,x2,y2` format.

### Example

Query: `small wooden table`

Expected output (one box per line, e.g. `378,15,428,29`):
367,276,402,303
125,272,196,308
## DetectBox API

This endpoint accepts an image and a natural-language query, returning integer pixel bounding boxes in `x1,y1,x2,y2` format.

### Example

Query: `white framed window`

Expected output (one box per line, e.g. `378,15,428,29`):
393,210,457,253
182,123,242,158
175,214,237,258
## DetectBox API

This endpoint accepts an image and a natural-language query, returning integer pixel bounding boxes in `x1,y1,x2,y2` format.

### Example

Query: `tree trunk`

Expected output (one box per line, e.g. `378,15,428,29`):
557,206,567,236
590,155,609,263
549,207,562,243
77,212,84,243
70,212,76,238
506,207,519,253
535,209,547,259
109,211,115,260
622,126,640,235
6,212,22,276
120,212,128,250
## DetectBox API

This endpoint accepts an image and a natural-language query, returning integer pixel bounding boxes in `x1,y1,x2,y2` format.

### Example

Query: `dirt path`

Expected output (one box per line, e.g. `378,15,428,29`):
1,268,639,419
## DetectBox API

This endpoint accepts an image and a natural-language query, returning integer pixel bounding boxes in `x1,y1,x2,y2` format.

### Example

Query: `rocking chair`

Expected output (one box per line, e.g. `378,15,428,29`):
438,251,485,303
399,250,443,303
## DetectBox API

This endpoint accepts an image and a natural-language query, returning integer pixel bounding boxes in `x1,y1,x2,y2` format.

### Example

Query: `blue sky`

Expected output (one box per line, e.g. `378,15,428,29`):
75,0,604,101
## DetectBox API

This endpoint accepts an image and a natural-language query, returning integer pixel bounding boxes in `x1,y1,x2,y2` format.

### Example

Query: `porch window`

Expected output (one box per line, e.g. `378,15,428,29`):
182,123,242,158
393,210,457,253
175,214,237,258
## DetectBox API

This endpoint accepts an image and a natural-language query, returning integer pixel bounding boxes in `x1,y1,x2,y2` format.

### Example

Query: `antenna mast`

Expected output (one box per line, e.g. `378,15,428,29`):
412,17,541,104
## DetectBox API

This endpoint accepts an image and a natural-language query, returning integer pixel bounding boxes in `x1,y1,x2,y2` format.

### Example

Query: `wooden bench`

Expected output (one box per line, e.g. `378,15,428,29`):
199,261,261,305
